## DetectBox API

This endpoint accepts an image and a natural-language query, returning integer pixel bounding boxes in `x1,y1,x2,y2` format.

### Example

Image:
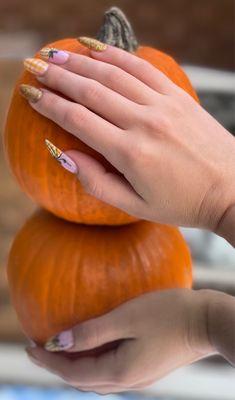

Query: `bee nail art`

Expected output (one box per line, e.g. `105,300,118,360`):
45,330,74,352
77,37,107,52
40,47,69,64
24,58,49,76
45,139,78,174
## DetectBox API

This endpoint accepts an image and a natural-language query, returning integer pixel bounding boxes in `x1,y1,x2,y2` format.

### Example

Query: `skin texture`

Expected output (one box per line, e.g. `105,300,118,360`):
24,44,235,232
23,44,235,393
27,290,214,393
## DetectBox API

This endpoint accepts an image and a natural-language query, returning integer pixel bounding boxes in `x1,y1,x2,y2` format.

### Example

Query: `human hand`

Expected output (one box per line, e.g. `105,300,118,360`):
26,289,214,394
20,40,235,231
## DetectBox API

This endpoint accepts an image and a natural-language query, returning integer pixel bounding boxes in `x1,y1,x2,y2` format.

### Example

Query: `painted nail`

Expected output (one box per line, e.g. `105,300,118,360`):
77,37,107,52
45,330,74,352
45,139,78,174
19,84,43,103
24,57,49,76
40,47,69,64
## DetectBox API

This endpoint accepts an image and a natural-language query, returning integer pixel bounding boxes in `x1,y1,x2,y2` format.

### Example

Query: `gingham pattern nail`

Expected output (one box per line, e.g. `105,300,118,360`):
24,58,49,76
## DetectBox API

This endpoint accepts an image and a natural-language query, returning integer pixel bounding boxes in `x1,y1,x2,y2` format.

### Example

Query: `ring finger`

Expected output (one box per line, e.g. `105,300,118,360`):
24,58,141,129
40,48,157,104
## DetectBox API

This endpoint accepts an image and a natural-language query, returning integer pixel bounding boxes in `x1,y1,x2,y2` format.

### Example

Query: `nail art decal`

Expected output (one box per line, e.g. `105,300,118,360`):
45,330,74,352
77,37,107,52
45,139,78,174
40,47,69,64
19,84,43,103
24,58,49,76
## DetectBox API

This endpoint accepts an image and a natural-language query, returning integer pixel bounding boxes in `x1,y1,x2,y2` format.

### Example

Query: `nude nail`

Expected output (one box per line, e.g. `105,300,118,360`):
45,139,78,174
40,47,69,64
77,37,107,52
19,84,43,103
24,57,49,76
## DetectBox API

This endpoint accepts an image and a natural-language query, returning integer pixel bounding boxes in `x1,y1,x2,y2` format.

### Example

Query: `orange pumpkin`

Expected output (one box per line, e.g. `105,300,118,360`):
4,7,199,225
7,209,192,345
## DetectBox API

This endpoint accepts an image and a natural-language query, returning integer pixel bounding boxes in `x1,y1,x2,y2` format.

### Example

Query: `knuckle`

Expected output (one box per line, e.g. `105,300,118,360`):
106,66,123,85
83,179,103,199
64,105,87,129
144,111,171,134
83,81,102,102
134,58,151,72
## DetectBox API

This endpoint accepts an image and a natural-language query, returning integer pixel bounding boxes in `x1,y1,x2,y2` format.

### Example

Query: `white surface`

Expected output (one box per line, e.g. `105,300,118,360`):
0,344,235,398
183,65,235,93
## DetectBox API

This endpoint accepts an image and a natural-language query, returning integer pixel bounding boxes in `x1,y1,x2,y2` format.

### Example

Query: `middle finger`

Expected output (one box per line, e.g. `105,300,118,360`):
24,58,141,129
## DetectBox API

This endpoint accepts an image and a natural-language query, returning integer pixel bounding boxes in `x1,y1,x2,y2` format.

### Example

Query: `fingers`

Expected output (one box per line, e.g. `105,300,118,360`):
66,150,146,214
40,48,156,104
25,58,140,129
86,42,177,95
44,297,137,353
24,88,126,165
27,343,131,386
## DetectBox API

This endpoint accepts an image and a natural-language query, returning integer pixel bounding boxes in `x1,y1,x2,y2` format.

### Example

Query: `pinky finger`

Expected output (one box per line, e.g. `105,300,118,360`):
45,140,146,217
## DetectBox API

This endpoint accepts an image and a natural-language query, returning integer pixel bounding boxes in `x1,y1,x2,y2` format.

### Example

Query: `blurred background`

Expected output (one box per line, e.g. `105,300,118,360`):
0,0,234,399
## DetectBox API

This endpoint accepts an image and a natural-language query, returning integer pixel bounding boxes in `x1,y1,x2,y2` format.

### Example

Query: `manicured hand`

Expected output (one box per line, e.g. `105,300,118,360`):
26,289,214,395
20,39,235,231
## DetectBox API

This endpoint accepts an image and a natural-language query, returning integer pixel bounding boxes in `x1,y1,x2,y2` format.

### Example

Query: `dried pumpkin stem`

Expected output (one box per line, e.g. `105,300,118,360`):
96,7,138,52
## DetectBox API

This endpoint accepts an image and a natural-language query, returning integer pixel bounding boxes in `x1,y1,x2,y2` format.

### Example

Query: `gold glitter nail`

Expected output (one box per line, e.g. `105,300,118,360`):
77,37,107,52
19,84,43,103
45,139,62,159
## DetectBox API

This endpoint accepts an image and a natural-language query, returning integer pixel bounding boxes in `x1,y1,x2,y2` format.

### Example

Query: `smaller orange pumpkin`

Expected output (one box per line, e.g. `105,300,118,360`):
7,209,192,345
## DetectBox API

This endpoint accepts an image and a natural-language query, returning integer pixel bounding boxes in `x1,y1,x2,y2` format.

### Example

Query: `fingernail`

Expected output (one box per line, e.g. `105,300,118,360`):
77,37,107,52
19,84,43,103
40,47,69,64
45,139,78,174
24,57,49,76
45,330,74,352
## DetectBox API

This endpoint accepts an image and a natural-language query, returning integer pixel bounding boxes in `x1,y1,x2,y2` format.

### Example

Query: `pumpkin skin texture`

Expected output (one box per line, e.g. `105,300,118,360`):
4,31,199,225
7,210,192,345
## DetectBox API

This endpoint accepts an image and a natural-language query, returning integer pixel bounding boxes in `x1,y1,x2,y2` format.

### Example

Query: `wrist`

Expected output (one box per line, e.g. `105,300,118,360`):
215,203,235,247
186,290,216,359
203,289,235,366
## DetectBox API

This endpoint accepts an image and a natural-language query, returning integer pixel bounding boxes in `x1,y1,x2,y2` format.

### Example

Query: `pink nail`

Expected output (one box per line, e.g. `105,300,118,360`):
45,330,74,352
40,47,69,64
45,139,78,174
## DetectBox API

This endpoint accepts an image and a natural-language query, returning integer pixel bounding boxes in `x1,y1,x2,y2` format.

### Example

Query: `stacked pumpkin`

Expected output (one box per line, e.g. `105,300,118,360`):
5,7,195,346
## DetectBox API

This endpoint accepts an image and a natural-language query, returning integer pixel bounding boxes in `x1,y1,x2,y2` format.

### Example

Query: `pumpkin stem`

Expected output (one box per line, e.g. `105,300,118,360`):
96,7,138,52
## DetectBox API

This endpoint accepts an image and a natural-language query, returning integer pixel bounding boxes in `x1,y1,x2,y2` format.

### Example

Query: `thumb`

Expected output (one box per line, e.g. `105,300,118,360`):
66,150,145,216
45,304,135,353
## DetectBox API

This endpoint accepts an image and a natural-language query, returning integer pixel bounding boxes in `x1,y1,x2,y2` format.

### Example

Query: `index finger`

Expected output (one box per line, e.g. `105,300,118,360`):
77,38,176,95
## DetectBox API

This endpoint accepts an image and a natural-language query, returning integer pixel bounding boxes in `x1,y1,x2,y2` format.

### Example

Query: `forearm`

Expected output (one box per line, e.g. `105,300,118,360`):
215,203,235,247
205,290,235,366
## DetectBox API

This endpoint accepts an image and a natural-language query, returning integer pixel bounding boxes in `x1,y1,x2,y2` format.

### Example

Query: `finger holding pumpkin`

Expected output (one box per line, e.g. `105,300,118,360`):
19,84,127,166
39,47,156,104
26,290,214,394
45,145,146,215
77,37,188,98
23,57,140,130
